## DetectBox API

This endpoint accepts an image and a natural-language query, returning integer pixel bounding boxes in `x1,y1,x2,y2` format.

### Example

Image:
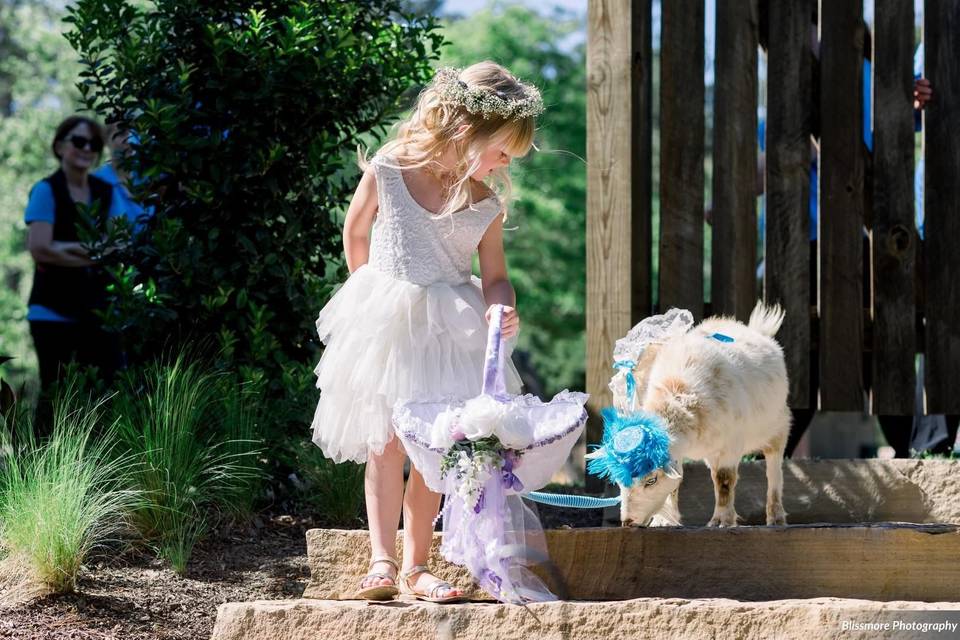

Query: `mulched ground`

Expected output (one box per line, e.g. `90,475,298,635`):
0,491,603,640
0,513,313,640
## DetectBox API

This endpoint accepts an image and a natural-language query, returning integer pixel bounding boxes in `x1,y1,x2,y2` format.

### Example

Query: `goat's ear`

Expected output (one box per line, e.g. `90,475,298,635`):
663,459,682,479
584,447,604,460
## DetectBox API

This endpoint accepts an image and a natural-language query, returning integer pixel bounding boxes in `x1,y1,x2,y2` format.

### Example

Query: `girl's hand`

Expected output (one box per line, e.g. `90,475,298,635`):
488,305,520,339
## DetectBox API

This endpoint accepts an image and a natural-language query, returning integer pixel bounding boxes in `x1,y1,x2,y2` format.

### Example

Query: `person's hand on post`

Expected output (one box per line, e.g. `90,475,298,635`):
914,77,932,110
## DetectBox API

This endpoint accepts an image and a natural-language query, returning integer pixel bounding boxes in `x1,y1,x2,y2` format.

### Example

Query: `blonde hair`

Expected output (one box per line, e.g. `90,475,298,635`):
360,61,538,221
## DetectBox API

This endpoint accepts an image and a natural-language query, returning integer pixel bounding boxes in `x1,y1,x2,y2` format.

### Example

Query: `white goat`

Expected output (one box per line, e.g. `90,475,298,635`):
597,302,790,528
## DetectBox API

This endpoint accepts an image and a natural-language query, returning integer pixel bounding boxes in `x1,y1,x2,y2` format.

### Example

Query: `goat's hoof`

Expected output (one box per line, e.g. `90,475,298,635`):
707,516,738,528
766,511,787,526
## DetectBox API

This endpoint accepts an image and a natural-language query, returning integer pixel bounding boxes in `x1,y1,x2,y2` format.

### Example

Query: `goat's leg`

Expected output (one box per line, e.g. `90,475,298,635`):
707,461,739,527
762,422,789,525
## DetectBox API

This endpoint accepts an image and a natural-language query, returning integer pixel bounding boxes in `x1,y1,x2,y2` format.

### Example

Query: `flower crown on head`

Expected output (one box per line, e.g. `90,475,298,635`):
432,67,544,120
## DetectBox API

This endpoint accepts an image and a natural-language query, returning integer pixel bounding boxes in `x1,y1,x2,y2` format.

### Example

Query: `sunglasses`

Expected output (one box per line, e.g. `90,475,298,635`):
66,134,104,153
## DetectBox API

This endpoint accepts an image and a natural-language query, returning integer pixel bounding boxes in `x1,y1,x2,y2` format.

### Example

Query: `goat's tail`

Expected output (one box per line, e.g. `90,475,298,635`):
748,301,785,337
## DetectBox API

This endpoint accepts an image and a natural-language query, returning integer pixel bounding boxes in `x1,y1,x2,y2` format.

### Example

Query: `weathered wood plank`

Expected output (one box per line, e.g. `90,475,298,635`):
765,0,813,409
659,0,704,319
923,0,960,414
586,0,652,483
871,0,917,415
818,0,865,411
711,0,758,321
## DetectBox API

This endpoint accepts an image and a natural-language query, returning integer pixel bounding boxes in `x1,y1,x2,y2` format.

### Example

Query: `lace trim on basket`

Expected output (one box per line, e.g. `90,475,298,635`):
392,392,589,453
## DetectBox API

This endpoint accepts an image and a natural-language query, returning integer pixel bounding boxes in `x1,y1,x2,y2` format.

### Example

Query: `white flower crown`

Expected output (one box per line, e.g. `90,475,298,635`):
432,67,544,120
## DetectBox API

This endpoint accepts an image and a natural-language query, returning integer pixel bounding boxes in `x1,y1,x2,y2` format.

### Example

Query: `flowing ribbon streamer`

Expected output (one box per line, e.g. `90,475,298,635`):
439,303,556,604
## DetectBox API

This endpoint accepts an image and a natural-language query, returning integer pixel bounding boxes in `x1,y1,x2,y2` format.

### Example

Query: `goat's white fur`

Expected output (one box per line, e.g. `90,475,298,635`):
617,301,790,528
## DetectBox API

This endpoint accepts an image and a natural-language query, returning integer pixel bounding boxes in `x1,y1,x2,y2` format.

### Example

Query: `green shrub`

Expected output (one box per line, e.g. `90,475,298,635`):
110,352,262,573
63,1,443,449
0,387,140,596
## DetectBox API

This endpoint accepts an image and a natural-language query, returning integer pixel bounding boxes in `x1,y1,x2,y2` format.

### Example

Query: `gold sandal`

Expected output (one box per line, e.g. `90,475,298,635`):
356,555,399,601
398,565,468,604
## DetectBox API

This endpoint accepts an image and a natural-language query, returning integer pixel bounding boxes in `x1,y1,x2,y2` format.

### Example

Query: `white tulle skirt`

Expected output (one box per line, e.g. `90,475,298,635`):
311,264,522,464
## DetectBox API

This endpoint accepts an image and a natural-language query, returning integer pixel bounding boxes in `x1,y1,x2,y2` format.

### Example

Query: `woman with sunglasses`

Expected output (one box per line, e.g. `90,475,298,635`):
23,115,124,437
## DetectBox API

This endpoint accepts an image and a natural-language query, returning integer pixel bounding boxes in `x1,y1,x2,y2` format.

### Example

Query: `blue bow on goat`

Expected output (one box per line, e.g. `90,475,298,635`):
613,359,637,406
586,407,673,487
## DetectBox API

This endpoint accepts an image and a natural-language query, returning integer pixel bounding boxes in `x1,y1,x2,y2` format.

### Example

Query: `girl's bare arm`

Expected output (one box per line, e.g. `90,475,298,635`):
342,168,379,274
478,212,520,338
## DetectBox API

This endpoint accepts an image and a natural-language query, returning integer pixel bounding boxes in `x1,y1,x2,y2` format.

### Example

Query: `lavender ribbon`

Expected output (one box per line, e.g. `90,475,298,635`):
482,304,508,399
502,449,524,492
437,304,555,604
440,463,553,605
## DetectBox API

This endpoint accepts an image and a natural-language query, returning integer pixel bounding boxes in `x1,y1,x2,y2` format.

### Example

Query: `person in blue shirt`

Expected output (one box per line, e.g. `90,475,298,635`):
904,48,956,455
93,125,155,238
24,115,126,437
750,7,941,457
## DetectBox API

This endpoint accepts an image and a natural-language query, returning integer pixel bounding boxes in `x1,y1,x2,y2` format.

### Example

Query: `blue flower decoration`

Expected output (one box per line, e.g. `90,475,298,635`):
587,407,672,487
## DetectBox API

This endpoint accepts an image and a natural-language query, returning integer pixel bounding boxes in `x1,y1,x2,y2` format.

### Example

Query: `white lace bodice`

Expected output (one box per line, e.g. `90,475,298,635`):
367,154,503,286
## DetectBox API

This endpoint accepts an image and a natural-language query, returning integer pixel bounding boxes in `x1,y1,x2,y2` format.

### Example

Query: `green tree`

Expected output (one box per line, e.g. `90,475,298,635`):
440,2,587,395
64,0,443,442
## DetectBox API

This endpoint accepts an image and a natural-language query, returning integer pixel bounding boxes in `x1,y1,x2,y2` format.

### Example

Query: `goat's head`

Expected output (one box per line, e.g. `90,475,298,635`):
586,407,683,526
617,461,683,526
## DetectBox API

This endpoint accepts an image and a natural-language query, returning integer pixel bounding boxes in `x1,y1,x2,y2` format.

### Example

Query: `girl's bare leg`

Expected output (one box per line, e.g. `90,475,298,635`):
400,464,463,597
362,437,405,588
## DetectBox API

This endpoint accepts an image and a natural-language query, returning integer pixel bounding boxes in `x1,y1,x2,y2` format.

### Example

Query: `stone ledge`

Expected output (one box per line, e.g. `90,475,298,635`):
210,597,960,640
304,524,960,602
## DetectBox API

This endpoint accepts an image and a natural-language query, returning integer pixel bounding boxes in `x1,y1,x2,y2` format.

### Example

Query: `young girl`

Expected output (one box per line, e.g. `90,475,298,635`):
311,61,543,602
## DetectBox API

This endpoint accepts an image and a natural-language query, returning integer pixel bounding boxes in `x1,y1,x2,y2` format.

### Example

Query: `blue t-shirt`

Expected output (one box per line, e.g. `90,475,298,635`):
757,59,875,278
809,60,873,241
24,176,126,323
92,163,155,237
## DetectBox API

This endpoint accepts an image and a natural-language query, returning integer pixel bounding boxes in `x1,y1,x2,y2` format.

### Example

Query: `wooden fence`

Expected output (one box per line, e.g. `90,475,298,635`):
586,0,960,454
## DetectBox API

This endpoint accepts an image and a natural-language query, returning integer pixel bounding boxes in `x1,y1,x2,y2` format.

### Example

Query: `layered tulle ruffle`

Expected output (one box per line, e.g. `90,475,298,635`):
311,264,522,463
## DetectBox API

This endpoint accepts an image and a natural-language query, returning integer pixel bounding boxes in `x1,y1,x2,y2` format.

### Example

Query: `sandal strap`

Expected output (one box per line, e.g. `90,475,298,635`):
369,555,400,571
363,572,395,581
426,579,456,599
399,565,457,598
399,564,430,583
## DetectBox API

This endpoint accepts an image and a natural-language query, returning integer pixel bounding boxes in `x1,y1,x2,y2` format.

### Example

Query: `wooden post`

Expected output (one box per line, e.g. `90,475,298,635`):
923,0,960,414
586,0,652,486
818,0,865,411
871,0,916,415
711,0,758,321
659,0,705,320
765,0,813,410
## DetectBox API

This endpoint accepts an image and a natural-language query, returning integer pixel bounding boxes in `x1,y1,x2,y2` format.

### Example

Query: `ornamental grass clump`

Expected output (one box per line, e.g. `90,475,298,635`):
110,354,262,573
0,390,140,597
